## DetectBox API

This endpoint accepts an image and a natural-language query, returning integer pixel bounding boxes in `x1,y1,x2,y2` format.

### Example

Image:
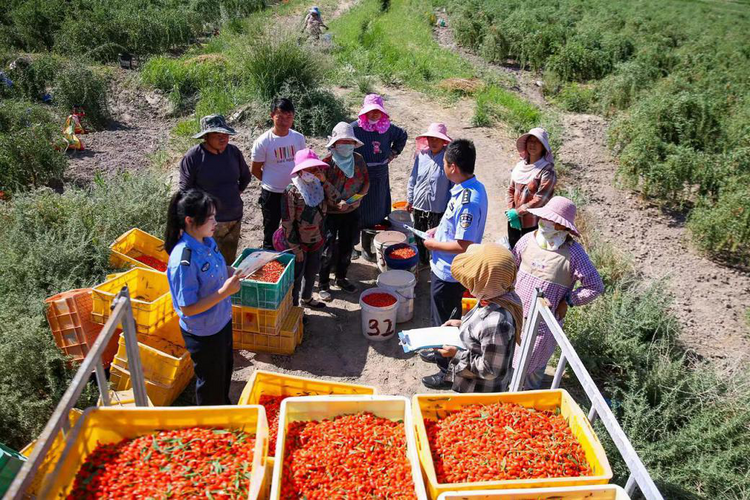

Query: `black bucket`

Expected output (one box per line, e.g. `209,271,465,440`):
361,229,378,262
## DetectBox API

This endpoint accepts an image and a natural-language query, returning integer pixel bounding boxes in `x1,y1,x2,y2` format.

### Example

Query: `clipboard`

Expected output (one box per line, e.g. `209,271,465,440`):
404,224,430,240
398,326,465,353
345,193,365,204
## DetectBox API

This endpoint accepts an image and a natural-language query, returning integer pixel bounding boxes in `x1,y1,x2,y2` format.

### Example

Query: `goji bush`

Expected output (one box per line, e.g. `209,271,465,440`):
281,412,416,499
425,402,591,483
68,427,255,498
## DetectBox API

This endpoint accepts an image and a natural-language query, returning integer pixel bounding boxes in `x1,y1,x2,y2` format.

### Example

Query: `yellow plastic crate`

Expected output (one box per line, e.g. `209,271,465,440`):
437,485,630,499
462,297,478,316
413,390,612,499
234,306,303,354
269,396,428,499
109,360,193,407
260,456,274,500
238,370,376,406
38,406,269,499
111,316,191,386
109,228,169,272
91,267,175,334
97,389,154,407
232,288,293,336
19,409,83,497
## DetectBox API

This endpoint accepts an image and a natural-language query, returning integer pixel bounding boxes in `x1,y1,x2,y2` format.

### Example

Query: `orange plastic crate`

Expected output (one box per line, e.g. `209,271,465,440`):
45,289,118,367
232,289,292,336
233,306,303,354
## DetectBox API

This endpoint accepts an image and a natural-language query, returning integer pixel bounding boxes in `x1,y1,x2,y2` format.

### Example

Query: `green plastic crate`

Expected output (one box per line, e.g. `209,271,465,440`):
1,442,27,496
231,249,294,309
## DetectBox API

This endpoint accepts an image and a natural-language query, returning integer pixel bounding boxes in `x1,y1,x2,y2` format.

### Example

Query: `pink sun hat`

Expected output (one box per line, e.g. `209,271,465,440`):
358,93,389,118
291,148,328,176
416,122,452,151
527,196,580,236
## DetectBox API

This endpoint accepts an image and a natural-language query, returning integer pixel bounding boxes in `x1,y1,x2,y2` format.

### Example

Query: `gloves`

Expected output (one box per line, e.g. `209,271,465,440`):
505,209,522,230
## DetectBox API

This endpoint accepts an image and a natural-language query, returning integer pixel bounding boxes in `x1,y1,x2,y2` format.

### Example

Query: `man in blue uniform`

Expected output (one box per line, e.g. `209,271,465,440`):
421,139,488,388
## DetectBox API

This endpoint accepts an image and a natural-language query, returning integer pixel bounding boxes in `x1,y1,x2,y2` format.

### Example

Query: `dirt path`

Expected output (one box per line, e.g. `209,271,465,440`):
435,15,750,364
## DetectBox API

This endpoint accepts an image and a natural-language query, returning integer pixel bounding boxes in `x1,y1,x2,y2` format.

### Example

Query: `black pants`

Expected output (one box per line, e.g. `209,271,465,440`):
508,223,536,249
320,209,360,285
293,248,322,305
413,208,443,265
181,320,233,406
430,271,464,373
259,189,283,250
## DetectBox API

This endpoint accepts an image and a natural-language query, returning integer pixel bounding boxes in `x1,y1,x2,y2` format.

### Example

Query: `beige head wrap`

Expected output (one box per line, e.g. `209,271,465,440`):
451,243,524,344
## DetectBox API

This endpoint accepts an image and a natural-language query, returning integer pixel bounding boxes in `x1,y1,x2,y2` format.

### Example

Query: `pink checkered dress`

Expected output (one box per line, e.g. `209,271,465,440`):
511,232,604,372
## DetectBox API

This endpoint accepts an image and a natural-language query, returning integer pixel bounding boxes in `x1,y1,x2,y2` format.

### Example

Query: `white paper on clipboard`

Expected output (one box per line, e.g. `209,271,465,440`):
234,250,287,279
404,224,430,240
398,326,465,353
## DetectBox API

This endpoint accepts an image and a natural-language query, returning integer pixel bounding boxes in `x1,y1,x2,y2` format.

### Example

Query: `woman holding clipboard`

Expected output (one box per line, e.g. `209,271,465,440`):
318,122,370,302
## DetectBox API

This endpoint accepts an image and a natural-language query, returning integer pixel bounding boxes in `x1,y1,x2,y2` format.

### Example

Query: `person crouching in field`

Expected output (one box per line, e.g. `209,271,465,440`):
506,128,557,249
165,189,240,405
511,196,604,389
281,149,336,309
407,123,454,267
301,6,328,40
423,243,524,392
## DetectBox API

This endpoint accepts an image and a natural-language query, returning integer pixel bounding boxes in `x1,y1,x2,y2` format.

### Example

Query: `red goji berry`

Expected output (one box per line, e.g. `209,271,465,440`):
362,293,397,307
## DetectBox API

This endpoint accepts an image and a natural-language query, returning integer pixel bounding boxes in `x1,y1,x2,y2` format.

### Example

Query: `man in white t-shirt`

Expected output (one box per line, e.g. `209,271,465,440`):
251,98,307,249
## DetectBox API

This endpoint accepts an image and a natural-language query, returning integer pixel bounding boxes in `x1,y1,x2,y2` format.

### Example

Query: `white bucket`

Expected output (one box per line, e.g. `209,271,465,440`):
388,210,416,246
376,270,417,323
359,288,399,341
374,231,407,273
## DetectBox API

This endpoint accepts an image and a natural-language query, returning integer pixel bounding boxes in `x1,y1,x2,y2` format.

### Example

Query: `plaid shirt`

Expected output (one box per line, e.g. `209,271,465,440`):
448,302,516,393
506,165,557,228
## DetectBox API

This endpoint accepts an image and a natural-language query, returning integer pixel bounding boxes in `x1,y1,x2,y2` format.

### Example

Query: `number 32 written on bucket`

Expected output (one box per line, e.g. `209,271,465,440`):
367,318,394,337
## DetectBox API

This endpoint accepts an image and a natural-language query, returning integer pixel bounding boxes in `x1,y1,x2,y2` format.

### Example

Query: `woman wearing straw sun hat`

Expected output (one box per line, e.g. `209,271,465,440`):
281,148,337,309
318,122,370,301
407,122,454,266
505,127,557,249
510,196,604,390
351,94,408,241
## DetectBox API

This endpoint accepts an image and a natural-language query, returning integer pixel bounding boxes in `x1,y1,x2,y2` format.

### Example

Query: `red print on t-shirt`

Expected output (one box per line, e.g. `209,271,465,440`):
372,141,381,155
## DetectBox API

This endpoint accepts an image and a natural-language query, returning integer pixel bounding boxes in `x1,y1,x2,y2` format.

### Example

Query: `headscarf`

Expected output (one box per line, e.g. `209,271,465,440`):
358,113,391,134
331,145,356,178
451,243,524,345
292,171,324,207
511,128,554,185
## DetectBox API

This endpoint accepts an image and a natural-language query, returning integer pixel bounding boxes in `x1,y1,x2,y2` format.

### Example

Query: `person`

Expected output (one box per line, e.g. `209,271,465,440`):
301,6,328,40
281,149,336,309
511,196,604,389
319,122,370,300
251,98,307,250
505,127,557,249
351,93,408,237
407,123,453,266
179,114,251,264
421,243,524,391
164,189,240,406
422,139,488,346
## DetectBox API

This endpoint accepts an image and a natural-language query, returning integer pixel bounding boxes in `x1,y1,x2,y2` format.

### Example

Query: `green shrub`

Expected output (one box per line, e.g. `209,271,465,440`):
553,82,595,113
275,81,349,137
8,0,67,51
0,169,170,449
53,64,110,128
687,184,750,262
473,85,542,133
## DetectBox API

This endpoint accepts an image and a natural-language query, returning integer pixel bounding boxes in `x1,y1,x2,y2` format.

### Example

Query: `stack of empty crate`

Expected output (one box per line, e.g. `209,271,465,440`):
231,249,303,355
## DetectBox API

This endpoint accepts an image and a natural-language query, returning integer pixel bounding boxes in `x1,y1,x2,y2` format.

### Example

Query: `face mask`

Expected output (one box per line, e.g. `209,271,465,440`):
299,171,317,183
368,118,380,125
334,143,355,157
536,219,568,251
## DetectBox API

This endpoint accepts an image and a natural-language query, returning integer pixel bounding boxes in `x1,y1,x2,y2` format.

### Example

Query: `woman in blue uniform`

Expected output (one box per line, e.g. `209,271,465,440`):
164,189,241,405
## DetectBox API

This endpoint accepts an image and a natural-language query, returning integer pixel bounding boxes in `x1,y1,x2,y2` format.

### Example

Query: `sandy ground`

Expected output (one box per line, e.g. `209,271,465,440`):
64,1,750,404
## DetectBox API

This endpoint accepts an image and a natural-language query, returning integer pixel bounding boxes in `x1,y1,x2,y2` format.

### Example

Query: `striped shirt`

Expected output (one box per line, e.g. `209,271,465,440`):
506,165,557,228
448,302,517,393
511,232,604,372
351,122,408,166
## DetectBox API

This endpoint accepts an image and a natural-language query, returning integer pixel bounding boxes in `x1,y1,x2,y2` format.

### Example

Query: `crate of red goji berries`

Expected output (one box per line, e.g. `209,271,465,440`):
237,370,376,457
38,406,270,499
413,390,612,499
232,249,294,309
109,228,170,272
269,396,428,499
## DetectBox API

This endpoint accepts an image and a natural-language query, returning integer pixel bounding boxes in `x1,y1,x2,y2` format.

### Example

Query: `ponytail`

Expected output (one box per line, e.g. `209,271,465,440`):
164,189,218,254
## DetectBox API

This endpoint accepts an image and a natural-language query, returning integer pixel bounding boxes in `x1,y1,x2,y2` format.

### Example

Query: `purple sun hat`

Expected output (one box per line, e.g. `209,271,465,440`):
527,196,580,236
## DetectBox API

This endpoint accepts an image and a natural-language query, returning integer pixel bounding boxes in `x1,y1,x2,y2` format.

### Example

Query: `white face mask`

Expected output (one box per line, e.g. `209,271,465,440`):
333,143,355,157
536,219,568,251
368,118,379,125
299,171,317,183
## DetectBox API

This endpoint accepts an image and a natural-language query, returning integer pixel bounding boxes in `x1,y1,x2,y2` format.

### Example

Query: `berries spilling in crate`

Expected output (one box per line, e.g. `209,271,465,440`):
281,412,416,499
247,260,285,283
390,247,417,260
259,394,287,452
424,402,592,484
134,255,167,272
363,293,397,308
68,427,255,499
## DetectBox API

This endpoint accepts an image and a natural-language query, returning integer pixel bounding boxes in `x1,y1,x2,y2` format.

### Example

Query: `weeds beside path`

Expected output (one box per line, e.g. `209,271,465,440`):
434,12,750,366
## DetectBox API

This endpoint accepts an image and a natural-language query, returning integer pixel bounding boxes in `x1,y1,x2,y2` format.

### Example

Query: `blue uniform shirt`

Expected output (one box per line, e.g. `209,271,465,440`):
430,176,488,282
167,232,232,336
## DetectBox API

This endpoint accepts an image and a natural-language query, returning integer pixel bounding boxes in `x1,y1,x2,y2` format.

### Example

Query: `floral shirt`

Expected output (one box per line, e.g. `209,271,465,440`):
281,180,337,258
322,153,370,214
